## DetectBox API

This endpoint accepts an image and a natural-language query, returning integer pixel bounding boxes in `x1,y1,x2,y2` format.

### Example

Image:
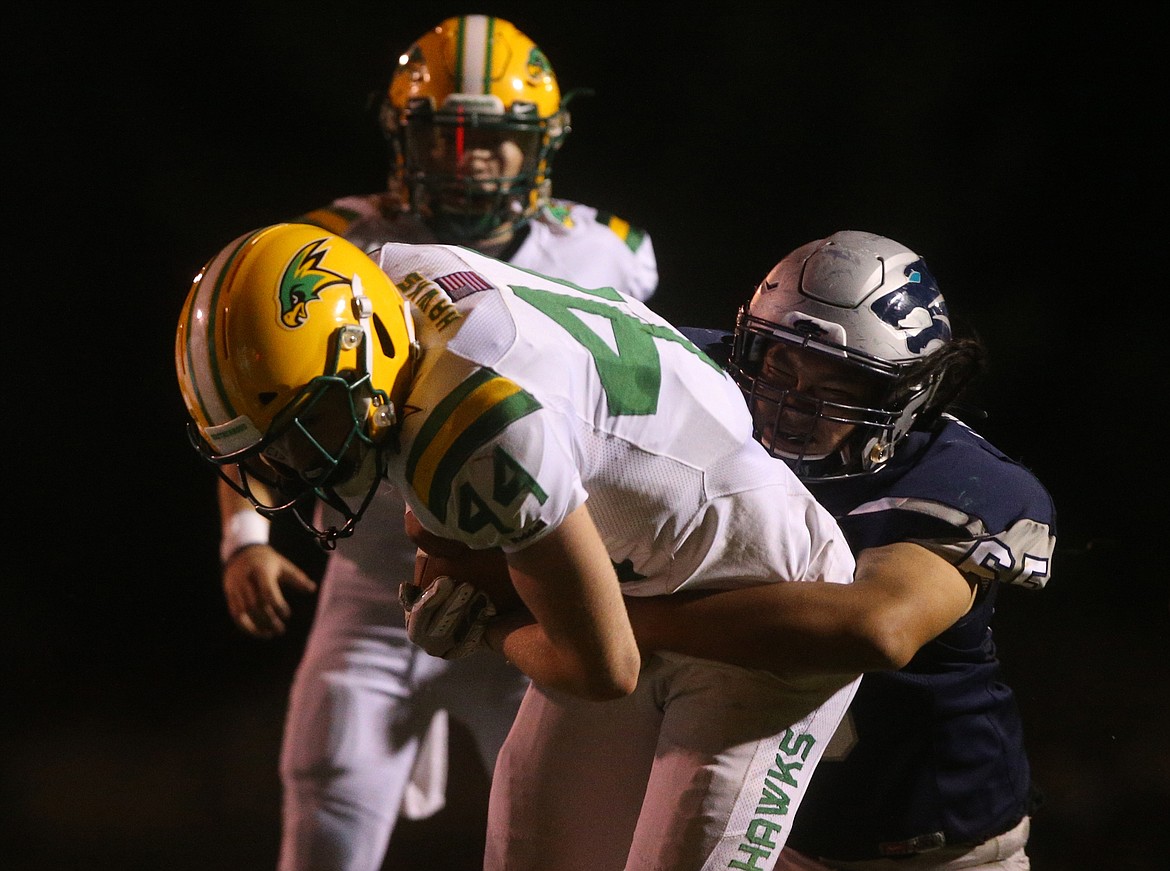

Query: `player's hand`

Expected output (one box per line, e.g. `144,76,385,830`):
401,552,497,659
222,544,317,639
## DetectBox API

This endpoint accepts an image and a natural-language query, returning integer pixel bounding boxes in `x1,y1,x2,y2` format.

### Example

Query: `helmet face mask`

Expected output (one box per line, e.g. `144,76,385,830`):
193,373,387,548
733,318,906,478
402,104,549,239
259,374,377,491
384,15,568,240
176,223,417,547
730,231,952,480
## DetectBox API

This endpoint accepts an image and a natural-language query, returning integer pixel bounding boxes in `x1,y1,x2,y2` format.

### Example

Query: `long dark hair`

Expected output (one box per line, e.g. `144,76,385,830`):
898,336,988,430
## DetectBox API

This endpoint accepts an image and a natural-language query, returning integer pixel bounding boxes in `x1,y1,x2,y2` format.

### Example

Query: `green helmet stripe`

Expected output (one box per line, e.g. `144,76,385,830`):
453,15,494,96
483,16,495,93
186,230,258,426
453,16,465,87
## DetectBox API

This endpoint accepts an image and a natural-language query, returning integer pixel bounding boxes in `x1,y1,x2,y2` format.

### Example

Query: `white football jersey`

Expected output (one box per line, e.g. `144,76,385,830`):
376,242,854,597
301,195,658,302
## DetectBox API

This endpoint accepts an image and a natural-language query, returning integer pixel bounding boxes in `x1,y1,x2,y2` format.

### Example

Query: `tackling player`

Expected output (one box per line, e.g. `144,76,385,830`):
626,231,1056,870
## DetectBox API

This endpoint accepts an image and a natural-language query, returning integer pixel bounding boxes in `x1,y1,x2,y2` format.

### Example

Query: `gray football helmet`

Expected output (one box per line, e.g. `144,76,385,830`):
730,230,953,479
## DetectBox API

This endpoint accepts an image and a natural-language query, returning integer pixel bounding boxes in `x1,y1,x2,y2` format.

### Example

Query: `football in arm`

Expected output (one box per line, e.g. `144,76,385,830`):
413,546,524,615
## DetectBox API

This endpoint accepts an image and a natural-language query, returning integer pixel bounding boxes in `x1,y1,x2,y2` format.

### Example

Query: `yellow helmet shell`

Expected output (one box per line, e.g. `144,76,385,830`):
389,15,560,119
175,223,414,457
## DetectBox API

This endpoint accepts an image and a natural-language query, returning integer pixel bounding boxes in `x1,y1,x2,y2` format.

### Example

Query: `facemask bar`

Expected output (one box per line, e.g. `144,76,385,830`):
730,310,915,479
189,373,387,549
399,97,561,239
740,377,903,479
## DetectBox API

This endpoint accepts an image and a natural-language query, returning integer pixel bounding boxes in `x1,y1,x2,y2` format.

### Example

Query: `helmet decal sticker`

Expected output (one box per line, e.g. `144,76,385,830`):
278,239,350,329
526,47,552,86
869,261,952,355
396,44,426,85
790,318,830,339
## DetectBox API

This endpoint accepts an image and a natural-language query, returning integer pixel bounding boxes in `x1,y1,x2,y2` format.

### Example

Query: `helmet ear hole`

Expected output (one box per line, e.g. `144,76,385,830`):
259,392,277,406
372,312,396,359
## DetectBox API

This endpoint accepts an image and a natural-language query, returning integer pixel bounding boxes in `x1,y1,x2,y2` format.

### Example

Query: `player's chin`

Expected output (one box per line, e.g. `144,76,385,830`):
328,446,379,499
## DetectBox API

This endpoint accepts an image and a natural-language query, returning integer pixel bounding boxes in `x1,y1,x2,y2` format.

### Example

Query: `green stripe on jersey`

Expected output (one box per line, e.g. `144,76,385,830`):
406,368,543,522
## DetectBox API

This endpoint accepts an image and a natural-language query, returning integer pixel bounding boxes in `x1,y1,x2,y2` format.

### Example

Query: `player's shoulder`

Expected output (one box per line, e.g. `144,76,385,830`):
295,193,384,234
827,417,1055,588
916,417,1053,511
379,241,526,291
520,199,658,302
295,193,432,249
536,198,652,255
821,416,1054,530
399,355,571,551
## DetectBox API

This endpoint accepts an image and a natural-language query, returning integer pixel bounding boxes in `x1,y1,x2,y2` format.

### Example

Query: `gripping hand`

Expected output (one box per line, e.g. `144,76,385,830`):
401,556,497,659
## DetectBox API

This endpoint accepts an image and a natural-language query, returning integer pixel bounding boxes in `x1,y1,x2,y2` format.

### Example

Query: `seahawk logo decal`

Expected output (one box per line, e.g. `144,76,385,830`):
869,260,952,355
278,239,349,329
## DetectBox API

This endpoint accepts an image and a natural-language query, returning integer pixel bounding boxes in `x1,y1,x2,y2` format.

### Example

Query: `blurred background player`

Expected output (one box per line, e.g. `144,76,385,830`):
212,15,657,871
629,231,1055,870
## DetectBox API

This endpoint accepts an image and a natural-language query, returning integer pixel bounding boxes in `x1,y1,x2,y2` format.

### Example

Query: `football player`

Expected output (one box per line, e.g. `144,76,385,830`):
210,15,657,871
176,223,860,870
625,231,1057,870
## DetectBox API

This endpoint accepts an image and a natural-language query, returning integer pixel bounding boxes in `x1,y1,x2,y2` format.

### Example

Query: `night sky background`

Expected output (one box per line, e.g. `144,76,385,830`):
6,3,1166,869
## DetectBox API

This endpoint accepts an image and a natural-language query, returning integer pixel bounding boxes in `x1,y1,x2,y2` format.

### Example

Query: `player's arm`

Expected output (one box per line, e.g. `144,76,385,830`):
217,473,316,639
624,541,976,675
488,504,641,700
406,502,640,700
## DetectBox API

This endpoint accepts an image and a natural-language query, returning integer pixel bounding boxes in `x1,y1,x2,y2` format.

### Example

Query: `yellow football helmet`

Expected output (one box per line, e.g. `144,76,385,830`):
382,14,573,240
175,223,418,545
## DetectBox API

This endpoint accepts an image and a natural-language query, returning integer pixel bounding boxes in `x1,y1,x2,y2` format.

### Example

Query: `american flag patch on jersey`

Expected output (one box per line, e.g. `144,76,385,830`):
435,271,494,300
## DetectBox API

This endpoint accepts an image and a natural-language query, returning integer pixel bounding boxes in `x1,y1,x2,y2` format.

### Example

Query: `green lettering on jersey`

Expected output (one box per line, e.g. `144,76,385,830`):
511,284,719,417
456,481,511,537
493,446,548,507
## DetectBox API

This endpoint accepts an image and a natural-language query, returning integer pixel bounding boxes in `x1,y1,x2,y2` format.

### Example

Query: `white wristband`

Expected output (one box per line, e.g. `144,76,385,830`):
220,509,272,564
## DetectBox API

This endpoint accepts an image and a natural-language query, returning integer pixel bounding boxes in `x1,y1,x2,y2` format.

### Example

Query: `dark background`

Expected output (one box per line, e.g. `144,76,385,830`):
6,3,1166,869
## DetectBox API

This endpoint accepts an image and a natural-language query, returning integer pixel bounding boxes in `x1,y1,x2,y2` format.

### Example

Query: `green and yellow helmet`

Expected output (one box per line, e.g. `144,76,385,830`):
175,223,417,544
382,15,572,241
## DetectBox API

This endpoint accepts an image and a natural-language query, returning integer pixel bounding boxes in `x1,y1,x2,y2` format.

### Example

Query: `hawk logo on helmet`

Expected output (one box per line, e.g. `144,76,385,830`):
869,261,952,355
278,239,350,329
525,47,552,87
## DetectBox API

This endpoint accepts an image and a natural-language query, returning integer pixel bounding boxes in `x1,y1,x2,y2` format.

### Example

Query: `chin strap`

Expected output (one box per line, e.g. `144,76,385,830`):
301,448,390,551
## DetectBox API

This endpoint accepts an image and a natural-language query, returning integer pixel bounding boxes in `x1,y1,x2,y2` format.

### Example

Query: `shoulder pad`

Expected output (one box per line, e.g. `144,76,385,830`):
294,194,390,236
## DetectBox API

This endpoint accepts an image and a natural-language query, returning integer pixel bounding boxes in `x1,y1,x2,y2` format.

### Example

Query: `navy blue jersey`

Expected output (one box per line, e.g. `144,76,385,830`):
789,417,1055,860
681,327,1057,860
